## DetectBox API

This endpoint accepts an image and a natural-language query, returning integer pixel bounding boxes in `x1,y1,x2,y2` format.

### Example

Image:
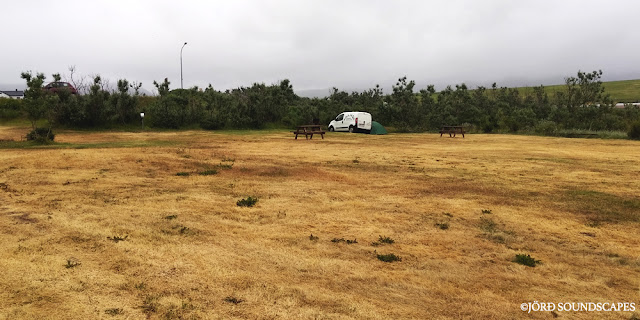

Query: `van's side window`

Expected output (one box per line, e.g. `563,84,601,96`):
336,114,344,121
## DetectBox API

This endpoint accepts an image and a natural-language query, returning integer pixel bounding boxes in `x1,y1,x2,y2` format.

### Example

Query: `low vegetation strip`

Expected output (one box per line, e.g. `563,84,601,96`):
4,70,640,139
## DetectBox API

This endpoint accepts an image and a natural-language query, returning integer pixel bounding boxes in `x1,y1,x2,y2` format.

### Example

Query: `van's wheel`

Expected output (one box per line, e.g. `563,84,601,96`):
328,126,335,132
349,126,354,133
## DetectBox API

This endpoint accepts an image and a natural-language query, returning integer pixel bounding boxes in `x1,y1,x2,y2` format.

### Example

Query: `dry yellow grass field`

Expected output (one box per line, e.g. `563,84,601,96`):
1,126,639,319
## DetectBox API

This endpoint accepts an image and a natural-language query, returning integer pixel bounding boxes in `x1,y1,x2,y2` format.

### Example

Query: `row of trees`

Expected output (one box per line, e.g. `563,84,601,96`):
6,70,640,140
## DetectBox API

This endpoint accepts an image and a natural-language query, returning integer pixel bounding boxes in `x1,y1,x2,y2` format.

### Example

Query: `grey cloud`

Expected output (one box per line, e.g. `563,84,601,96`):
1,0,638,94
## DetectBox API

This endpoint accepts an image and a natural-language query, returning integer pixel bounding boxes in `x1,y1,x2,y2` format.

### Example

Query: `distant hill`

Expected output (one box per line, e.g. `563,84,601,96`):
512,79,640,103
296,79,640,102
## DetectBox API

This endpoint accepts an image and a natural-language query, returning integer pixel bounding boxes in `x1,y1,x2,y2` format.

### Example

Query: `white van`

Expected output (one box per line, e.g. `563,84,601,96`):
328,112,372,133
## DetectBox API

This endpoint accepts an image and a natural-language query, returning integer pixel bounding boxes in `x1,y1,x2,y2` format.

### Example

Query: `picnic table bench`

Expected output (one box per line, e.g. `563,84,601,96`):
440,126,465,138
292,125,325,140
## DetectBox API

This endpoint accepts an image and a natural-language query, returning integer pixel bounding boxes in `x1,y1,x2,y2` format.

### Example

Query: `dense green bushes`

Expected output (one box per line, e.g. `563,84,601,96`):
7,69,640,138
0,98,22,120
628,121,640,140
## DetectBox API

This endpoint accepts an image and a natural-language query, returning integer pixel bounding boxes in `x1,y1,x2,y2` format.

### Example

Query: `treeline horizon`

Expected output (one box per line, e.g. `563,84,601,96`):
2,69,640,137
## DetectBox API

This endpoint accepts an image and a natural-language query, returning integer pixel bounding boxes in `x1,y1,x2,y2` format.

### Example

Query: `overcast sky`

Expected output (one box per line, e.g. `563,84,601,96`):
1,0,639,95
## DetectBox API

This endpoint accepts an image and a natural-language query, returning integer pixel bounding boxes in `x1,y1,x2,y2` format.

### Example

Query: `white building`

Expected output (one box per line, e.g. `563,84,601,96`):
614,102,640,109
0,90,25,99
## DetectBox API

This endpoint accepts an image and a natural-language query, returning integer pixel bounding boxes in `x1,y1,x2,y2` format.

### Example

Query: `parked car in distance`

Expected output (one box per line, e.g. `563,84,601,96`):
43,82,78,95
328,112,372,133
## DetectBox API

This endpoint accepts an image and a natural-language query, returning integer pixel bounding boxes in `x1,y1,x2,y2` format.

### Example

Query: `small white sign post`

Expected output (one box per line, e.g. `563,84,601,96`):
140,112,145,130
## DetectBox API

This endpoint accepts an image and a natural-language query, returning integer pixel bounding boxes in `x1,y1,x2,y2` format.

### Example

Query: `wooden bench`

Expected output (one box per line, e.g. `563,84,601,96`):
439,126,465,138
292,125,325,140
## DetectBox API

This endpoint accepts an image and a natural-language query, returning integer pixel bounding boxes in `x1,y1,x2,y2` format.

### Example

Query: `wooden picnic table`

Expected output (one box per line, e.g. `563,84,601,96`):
440,126,465,138
292,125,326,140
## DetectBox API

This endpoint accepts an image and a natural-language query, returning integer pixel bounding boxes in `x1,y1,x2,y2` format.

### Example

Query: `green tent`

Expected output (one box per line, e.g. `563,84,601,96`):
369,121,388,135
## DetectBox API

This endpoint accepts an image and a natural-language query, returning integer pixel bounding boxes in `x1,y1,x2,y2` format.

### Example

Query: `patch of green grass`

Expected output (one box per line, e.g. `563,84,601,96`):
176,172,190,176
564,189,640,223
376,253,401,263
554,129,628,139
164,215,178,220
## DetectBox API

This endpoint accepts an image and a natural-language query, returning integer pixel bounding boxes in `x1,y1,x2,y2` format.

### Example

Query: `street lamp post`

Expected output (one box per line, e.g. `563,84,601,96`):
180,42,188,89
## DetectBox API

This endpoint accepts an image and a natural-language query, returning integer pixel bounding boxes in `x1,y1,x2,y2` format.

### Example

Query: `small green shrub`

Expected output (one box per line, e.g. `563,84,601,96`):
481,209,492,214
65,259,80,269
178,225,190,235
107,235,128,243
377,253,401,263
371,235,395,246
221,156,235,163
104,308,123,316
435,222,449,230
513,254,541,267
628,121,640,140
237,196,258,207
176,172,190,176
224,296,243,304
479,217,497,233
199,169,218,176
26,127,55,142
331,238,357,244
216,163,233,170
